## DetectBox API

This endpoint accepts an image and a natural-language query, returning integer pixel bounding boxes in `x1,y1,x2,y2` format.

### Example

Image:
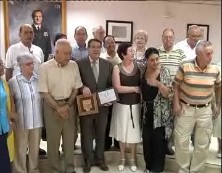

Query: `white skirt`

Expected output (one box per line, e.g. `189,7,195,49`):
109,102,141,143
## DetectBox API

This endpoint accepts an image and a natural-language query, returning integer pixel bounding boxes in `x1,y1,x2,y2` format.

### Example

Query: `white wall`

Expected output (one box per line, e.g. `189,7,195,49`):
66,1,221,63
1,1,221,63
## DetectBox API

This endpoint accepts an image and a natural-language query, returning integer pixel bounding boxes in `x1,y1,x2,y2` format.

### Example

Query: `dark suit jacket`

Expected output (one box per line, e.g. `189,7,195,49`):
77,57,113,96
32,24,52,62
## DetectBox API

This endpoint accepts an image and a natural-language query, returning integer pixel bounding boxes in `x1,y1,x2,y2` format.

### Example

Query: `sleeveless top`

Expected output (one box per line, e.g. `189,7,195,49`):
117,62,140,105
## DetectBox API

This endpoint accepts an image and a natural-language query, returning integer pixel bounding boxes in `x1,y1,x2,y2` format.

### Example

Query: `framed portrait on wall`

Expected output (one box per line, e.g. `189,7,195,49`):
106,20,133,43
3,0,66,50
187,24,209,41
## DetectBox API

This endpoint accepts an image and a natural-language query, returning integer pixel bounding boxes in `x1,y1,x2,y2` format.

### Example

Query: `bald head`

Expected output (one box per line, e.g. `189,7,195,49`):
19,24,34,47
55,39,72,66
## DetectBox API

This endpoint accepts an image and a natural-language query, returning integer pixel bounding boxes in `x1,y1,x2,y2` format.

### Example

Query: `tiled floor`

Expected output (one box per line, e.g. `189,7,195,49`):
73,165,174,173
39,135,221,173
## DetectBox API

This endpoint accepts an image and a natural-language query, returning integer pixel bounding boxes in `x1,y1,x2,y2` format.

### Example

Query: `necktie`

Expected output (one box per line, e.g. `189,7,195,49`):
37,26,40,31
92,61,98,83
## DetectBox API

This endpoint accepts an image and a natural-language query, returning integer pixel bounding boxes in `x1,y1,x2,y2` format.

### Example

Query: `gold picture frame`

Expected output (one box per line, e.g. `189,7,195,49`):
3,0,67,51
76,93,99,116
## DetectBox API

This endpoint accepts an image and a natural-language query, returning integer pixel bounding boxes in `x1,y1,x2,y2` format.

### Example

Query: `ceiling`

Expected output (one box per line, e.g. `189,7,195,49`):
164,0,221,6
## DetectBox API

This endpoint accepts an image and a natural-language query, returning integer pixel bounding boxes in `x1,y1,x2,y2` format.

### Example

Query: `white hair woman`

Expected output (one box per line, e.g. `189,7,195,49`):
9,53,43,173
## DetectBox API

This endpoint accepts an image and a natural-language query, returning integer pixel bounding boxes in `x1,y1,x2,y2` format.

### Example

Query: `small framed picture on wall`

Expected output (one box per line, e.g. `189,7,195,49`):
106,20,133,43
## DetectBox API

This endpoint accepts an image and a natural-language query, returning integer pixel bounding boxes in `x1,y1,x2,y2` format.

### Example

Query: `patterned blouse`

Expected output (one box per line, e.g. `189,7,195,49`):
141,66,173,139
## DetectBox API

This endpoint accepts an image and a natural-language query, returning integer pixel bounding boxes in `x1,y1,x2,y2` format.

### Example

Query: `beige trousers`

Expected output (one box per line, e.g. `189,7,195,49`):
174,103,213,173
13,128,41,173
44,101,75,173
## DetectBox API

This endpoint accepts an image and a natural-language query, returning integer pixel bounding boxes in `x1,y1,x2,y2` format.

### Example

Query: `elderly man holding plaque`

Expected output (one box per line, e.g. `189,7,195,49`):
76,38,113,173
38,39,82,173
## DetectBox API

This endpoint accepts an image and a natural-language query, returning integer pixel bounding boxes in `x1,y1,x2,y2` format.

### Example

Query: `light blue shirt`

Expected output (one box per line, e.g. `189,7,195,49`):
71,42,88,61
0,80,10,135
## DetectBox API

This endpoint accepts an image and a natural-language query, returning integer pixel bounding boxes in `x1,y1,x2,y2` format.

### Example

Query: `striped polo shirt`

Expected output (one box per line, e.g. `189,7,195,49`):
174,59,221,105
158,45,186,79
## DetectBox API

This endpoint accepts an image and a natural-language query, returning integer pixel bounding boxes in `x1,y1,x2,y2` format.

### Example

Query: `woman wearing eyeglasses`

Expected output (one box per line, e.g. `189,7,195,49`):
8,53,43,173
0,58,16,173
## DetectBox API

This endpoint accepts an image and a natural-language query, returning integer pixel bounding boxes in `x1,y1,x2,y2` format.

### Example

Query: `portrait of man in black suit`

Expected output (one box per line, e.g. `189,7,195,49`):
32,9,52,62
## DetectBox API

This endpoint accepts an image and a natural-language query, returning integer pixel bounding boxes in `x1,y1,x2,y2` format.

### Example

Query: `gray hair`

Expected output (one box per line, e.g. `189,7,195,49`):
92,25,104,34
187,25,201,35
195,40,212,55
17,53,34,65
54,38,71,51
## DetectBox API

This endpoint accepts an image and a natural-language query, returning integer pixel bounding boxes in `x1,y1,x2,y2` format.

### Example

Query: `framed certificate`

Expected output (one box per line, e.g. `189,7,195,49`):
97,88,118,105
76,93,99,116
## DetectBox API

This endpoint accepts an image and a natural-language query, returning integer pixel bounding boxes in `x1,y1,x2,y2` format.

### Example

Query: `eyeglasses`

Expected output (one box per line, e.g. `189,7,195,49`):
24,62,34,66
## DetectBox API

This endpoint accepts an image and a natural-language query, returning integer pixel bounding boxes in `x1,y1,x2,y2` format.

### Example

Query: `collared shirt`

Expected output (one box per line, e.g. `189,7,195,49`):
176,39,199,61
8,74,43,130
6,42,44,77
0,80,10,135
34,24,41,30
101,52,122,66
174,59,221,105
158,45,186,79
71,42,88,61
38,59,83,100
89,56,99,75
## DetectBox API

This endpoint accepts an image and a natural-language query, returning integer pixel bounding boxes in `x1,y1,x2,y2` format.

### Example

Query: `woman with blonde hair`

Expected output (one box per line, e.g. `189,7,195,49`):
133,30,148,68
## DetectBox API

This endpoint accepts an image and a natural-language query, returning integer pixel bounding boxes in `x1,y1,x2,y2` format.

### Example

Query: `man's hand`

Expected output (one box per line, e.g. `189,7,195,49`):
56,105,70,120
173,102,182,116
212,104,221,119
82,86,92,97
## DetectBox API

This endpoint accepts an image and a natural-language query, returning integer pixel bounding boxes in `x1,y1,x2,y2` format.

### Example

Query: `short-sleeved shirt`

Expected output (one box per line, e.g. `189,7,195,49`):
176,39,198,61
101,52,122,66
8,74,43,130
174,59,221,105
6,42,44,76
71,42,88,61
0,80,10,135
158,45,186,79
38,59,83,100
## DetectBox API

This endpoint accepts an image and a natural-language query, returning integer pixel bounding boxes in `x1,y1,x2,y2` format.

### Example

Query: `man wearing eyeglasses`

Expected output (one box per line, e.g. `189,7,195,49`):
5,24,44,81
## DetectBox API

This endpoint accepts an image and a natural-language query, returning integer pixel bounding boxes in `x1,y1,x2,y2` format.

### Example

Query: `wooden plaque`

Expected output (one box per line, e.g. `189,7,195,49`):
76,93,99,116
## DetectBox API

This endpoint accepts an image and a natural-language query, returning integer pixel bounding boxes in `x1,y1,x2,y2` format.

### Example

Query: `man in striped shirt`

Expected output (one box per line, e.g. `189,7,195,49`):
173,41,221,173
158,28,186,155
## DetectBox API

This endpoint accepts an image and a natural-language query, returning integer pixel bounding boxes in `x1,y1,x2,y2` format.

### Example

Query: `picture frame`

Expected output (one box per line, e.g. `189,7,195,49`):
3,0,66,50
97,88,118,105
76,93,99,116
106,20,133,43
187,24,209,41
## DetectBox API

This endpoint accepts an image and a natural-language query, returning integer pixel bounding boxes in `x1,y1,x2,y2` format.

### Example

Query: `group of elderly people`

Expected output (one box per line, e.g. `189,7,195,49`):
0,23,221,173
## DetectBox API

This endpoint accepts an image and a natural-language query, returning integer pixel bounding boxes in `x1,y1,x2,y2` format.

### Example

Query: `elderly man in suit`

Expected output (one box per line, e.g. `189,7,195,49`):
77,39,113,173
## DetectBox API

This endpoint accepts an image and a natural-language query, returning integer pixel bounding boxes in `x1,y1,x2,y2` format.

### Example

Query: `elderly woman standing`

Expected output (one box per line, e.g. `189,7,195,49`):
141,47,173,173
0,58,14,173
133,30,148,69
109,43,141,172
9,53,43,173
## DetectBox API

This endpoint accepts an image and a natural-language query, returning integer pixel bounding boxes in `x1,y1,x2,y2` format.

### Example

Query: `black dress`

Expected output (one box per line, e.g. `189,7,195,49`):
141,75,167,172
